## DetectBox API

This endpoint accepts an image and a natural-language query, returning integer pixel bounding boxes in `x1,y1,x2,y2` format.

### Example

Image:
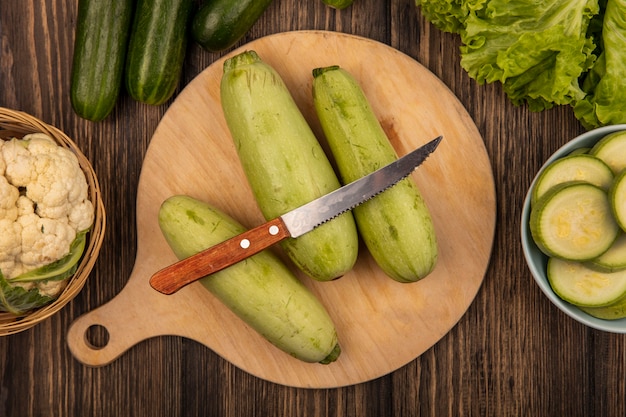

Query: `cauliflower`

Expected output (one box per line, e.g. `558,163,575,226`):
0,133,94,314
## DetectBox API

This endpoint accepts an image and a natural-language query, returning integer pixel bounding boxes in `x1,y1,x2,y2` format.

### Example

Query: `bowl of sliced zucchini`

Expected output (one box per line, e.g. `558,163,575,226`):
522,124,626,332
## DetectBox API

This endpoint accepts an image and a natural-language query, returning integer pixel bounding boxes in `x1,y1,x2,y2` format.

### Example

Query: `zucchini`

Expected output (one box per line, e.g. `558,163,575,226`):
125,0,193,105
191,0,273,52
158,195,341,364
529,181,619,261
580,292,626,320
548,257,626,307
587,233,626,273
220,51,359,282
610,169,626,231
70,0,134,121
312,65,438,283
590,131,626,175
531,154,614,205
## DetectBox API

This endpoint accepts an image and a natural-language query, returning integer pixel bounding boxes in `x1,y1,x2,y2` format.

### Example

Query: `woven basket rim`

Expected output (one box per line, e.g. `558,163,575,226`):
0,107,106,335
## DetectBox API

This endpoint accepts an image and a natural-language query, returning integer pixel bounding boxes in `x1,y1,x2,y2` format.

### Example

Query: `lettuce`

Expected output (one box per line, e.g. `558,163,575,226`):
415,0,626,126
459,0,599,111
574,0,626,128
416,0,486,34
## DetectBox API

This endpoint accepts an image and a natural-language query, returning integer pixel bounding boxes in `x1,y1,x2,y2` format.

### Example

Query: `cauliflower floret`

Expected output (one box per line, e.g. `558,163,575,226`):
3,134,94,227
0,219,22,278
18,213,77,271
0,175,19,221
16,195,35,216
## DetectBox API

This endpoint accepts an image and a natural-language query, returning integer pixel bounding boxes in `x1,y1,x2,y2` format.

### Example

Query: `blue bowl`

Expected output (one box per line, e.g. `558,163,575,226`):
521,124,626,333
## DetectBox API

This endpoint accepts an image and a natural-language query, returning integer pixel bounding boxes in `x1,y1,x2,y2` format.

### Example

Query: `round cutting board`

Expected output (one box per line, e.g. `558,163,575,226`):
67,31,496,388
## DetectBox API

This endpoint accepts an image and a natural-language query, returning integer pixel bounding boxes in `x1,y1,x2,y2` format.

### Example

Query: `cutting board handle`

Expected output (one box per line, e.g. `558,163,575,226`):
66,267,166,367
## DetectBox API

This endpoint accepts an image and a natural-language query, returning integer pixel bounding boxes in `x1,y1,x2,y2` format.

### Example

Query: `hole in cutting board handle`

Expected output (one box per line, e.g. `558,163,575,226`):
84,324,110,350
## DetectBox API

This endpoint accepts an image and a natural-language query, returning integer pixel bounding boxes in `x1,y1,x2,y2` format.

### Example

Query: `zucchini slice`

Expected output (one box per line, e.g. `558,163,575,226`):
530,181,619,261
587,233,626,272
610,169,626,231
548,258,626,307
531,154,614,205
579,292,626,320
590,131,626,175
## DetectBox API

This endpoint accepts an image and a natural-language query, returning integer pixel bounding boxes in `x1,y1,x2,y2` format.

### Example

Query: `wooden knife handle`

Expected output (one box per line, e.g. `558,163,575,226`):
149,217,291,295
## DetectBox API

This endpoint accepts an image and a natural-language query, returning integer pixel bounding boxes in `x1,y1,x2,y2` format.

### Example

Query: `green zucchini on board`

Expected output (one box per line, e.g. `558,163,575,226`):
192,0,273,52
125,0,194,105
158,195,341,364
220,51,359,282
70,0,134,121
312,65,438,283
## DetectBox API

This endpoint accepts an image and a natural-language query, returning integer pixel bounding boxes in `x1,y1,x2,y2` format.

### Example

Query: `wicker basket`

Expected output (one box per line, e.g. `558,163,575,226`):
0,108,105,335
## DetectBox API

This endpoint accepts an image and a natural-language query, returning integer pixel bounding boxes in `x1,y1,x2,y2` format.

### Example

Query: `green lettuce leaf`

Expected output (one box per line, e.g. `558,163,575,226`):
0,271,55,315
574,0,626,128
459,0,599,111
416,0,487,34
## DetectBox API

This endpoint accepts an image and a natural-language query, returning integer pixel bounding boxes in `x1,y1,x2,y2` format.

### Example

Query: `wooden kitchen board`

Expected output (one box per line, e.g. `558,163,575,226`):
67,31,496,388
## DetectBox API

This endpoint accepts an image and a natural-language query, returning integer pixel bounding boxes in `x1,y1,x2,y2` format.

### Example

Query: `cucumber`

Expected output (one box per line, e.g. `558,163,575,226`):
529,181,619,261
191,0,273,52
158,195,341,364
125,0,193,105
531,154,614,205
311,65,438,283
220,51,359,282
590,131,626,175
70,0,134,121
547,258,626,307
610,169,626,231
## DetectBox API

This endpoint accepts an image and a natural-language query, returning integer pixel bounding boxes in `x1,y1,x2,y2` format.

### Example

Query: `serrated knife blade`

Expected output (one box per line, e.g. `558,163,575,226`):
150,135,442,294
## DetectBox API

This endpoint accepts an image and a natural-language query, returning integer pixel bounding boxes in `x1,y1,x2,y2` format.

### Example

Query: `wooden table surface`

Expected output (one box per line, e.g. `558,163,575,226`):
1,1,624,416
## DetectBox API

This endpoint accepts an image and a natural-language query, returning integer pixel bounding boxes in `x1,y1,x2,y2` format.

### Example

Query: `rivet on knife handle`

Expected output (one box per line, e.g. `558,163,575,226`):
149,217,291,294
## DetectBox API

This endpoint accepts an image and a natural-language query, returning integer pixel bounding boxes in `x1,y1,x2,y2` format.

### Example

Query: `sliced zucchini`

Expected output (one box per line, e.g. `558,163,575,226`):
568,147,591,156
579,292,626,320
530,181,619,261
531,154,613,205
610,169,626,231
586,233,626,272
548,258,626,307
590,131,626,175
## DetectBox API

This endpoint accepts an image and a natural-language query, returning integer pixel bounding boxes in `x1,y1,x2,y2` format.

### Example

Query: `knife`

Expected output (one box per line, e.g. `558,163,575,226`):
149,135,442,294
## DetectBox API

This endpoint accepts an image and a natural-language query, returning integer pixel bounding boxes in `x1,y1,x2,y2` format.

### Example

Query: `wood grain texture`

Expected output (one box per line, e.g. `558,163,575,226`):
1,0,625,416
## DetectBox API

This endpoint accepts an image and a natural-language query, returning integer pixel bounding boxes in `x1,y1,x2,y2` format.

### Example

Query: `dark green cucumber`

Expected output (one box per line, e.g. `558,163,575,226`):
220,51,359,282
158,195,341,364
191,0,273,52
70,0,134,121
125,0,193,105
312,65,438,283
